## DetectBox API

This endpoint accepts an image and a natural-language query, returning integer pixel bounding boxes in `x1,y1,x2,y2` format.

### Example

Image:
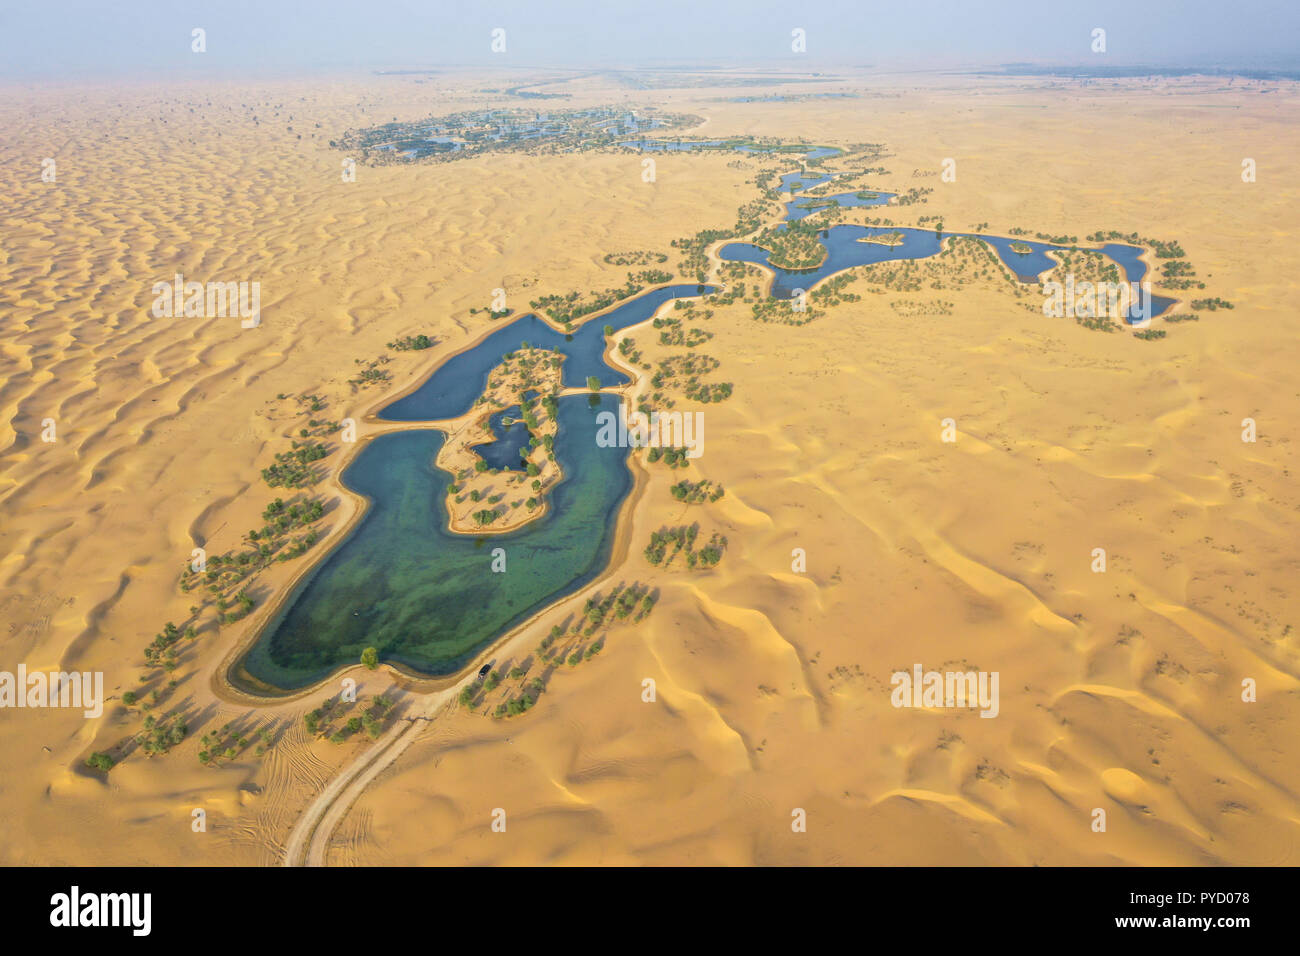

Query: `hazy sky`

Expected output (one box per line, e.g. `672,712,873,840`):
1,0,1297,77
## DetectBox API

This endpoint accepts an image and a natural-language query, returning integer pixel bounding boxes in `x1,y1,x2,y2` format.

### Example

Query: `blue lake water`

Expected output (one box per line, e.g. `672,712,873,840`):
477,405,531,471
784,189,896,221
236,142,1179,691
621,136,1179,323
778,171,833,194
380,283,715,421
721,225,952,297
234,393,638,692
720,227,1176,322
801,146,842,162
1097,243,1179,318
236,285,714,692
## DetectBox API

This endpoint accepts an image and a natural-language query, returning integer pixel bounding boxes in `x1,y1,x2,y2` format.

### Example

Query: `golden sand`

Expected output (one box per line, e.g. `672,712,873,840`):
1,71,1298,865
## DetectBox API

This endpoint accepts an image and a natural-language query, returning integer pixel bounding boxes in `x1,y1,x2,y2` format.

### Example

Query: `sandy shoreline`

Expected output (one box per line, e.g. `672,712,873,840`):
3,71,1297,866
215,284,711,702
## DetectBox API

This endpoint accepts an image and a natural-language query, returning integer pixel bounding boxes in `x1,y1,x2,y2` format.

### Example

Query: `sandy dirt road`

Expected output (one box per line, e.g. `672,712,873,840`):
283,687,457,866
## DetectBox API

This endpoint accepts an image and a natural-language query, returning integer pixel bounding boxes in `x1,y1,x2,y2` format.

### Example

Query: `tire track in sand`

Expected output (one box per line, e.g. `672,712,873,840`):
282,687,457,866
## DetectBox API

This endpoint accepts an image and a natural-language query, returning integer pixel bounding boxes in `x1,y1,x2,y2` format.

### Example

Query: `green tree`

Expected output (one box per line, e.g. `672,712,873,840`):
85,752,115,772
361,646,379,670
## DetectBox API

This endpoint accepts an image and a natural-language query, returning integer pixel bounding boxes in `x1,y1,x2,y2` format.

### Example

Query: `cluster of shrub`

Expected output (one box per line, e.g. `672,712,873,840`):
348,355,391,389
650,354,727,405
644,523,727,569
1010,226,1078,244
387,333,435,351
530,270,673,326
647,446,691,468
603,250,668,266
198,722,274,765
670,479,725,503
653,315,714,347
671,190,781,281
748,219,827,270
304,693,394,744
617,336,650,369
261,441,330,488
810,272,862,308
460,666,546,718
460,584,659,720
894,186,934,206
180,495,328,608
143,621,194,669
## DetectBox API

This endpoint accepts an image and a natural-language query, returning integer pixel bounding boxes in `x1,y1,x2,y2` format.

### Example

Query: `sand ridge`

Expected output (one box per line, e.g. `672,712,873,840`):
1,70,1298,865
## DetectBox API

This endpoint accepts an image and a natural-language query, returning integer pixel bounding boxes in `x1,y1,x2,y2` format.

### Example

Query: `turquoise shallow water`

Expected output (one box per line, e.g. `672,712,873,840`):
234,146,1178,691
235,393,634,691
237,282,720,692
380,284,713,422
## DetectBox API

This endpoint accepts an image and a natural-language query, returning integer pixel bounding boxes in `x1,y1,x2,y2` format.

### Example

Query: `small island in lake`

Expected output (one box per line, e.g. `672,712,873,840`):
858,230,906,247
435,346,566,533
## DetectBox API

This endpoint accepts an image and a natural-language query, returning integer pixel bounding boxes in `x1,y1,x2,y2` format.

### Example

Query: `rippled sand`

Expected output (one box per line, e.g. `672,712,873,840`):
2,71,1297,865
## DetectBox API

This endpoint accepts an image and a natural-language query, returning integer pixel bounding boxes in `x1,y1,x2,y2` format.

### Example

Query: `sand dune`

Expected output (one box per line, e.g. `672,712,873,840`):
1,71,1298,865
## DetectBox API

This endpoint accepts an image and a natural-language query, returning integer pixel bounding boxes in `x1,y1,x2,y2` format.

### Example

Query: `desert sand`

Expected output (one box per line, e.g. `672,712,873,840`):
2,70,1298,865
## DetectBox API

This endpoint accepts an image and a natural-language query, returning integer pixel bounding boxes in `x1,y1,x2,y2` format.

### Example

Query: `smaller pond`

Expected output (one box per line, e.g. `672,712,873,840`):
477,405,532,472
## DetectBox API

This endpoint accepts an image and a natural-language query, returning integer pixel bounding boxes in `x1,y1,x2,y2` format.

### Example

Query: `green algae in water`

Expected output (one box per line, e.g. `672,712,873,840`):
235,393,632,692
